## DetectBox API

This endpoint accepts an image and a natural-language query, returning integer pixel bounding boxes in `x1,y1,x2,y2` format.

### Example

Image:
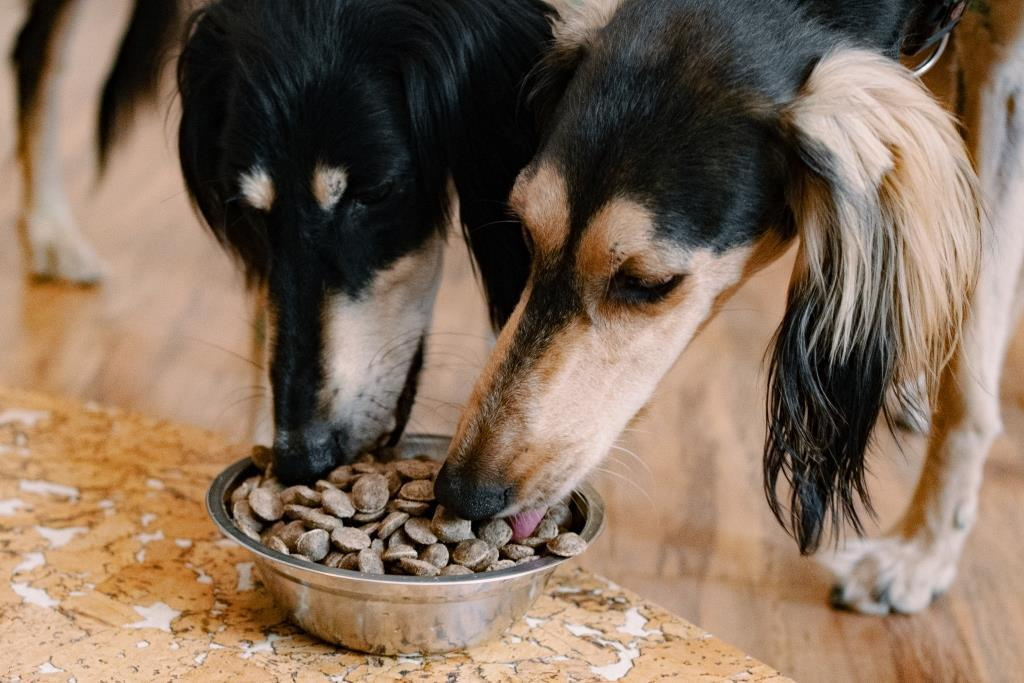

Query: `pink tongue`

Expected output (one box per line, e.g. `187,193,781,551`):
509,508,547,541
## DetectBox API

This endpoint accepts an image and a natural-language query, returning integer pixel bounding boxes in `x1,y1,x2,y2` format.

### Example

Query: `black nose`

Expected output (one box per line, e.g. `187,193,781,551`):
434,461,513,520
272,424,346,484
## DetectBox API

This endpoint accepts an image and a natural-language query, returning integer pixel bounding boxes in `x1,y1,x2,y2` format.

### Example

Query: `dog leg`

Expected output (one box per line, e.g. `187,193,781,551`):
16,0,103,284
828,41,1024,614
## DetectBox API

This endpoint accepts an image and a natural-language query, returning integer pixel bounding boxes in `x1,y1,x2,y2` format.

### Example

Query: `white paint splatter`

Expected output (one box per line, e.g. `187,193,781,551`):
187,563,213,585
12,582,59,608
235,562,255,592
135,549,146,563
174,539,193,549
0,409,50,427
618,607,660,638
566,622,642,681
524,616,547,629
146,479,165,490
137,531,164,545
124,602,181,632
140,513,157,526
136,640,149,648
239,634,289,659
98,499,114,509
14,552,45,574
37,659,63,674
0,499,26,516
0,445,30,457
194,652,208,665
36,526,88,549
169,642,180,650
20,480,79,500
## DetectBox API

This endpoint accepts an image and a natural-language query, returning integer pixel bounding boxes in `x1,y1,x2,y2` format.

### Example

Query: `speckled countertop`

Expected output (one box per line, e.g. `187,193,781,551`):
0,388,790,682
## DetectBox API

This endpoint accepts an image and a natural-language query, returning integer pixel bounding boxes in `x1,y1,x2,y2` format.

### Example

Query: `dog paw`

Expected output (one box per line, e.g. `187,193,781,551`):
823,536,959,615
25,214,105,284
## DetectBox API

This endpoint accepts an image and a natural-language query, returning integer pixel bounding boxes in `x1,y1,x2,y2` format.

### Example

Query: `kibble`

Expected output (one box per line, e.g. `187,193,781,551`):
296,529,330,561
331,527,371,552
229,448,587,576
320,488,355,518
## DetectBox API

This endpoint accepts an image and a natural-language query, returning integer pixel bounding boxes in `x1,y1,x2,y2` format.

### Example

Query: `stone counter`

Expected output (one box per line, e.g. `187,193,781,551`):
0,388,790,681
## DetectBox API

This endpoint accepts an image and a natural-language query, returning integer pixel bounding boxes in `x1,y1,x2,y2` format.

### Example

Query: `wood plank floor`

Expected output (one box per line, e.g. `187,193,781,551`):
2,3,1022,680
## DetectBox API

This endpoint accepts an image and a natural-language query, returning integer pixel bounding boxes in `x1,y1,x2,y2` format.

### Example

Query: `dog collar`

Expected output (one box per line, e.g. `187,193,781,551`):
901,0,967,56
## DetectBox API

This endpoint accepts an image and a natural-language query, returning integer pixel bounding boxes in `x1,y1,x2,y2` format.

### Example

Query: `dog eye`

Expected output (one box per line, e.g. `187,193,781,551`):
354,181,393,205
609,271,685,305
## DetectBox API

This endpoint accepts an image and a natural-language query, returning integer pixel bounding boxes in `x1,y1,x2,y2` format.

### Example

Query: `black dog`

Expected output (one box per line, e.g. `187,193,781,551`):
178,0,553,484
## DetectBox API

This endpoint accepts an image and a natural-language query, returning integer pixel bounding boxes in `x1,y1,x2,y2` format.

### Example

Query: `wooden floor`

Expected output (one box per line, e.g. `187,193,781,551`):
2,3,1022,681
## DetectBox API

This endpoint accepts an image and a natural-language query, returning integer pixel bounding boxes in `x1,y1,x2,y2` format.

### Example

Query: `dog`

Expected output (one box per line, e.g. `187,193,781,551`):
10,0,183,283
435,0,1024,614
177,0,552,485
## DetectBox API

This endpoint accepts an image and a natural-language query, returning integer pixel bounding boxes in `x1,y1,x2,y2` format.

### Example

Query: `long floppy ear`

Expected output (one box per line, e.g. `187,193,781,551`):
177,6,265,284
766,49,982,553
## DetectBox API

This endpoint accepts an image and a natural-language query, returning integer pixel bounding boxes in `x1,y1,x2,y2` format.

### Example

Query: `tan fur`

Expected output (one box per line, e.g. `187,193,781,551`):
546,0,622,50
785,48,982,399
509,164,570,253
238,167,275,212
312,164,348,212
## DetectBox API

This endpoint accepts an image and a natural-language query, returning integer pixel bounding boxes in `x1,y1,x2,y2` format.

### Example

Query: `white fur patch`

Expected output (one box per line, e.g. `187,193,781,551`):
239,167,275,212
320,239,444,451
312,164,349,211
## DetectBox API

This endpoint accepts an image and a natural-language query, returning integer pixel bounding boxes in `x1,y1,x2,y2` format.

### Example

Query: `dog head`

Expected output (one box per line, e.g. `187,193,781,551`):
178,1,455,483
436,0,980,550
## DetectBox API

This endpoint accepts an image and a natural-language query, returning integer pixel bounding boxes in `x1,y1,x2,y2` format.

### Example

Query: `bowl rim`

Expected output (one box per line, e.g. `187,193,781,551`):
206,436,605,587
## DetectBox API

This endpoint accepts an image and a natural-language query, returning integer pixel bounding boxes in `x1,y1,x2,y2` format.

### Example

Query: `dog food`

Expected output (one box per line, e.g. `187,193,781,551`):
229,450,587,576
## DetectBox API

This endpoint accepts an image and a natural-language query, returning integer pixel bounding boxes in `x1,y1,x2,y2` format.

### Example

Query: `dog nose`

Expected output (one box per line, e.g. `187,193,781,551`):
272,423,347,484
434,461,514,520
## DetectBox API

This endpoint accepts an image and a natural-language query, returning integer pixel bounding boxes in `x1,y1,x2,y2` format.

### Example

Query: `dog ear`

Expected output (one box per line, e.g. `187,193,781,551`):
177,7,265,283
765,49,982,553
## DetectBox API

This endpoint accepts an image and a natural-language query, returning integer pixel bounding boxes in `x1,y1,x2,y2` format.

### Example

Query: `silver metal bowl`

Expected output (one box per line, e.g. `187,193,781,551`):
207,434,605,655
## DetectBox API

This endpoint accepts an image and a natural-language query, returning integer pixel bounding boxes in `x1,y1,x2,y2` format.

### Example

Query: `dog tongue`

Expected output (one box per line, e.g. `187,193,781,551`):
509,508,547,541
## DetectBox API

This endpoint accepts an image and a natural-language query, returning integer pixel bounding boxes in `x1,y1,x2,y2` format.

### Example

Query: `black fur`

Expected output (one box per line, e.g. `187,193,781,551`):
11,0,182,169
514,0,931,552
178,0,552,481
10,0,73,157
98,0,183,169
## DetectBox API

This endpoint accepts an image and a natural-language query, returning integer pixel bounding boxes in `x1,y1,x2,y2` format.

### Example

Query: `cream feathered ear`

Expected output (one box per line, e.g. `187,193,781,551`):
545,0,621,50
765,48,982,553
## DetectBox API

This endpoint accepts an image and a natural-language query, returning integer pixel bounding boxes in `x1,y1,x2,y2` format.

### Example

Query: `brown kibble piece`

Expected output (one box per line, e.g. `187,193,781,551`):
232,475,260,503
323,552,346,568
500,544,534,561
452,539,490,569
419,543,450,569
440,564,474,577
384,469,402,497
521,519,559,547
321,488,355,518
351,473,389,512
399,558,440,577
382,545,418,562
314,479,338,493
266,536,290,555
275,520,307,550
398,479,435,502
478,519,513,547
352,508,387,523
248,487,284,522
296,529,330,561
377,511,409,539
281,485,321,506
327,465,357,488
357,549,384,575
370,538,385,553
293,507,344,532
485,560,517,572
340,552,361,570
544,502,572,529
404,517,438,545
389,499,431,515
331,527,372,552
352,462,378,474
432,506,475,543
546,532,587,557
394,459,438,481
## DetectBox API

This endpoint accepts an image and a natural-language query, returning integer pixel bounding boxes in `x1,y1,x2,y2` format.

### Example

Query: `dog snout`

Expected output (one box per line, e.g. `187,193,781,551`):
272,423,349,484
434,460,515,520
